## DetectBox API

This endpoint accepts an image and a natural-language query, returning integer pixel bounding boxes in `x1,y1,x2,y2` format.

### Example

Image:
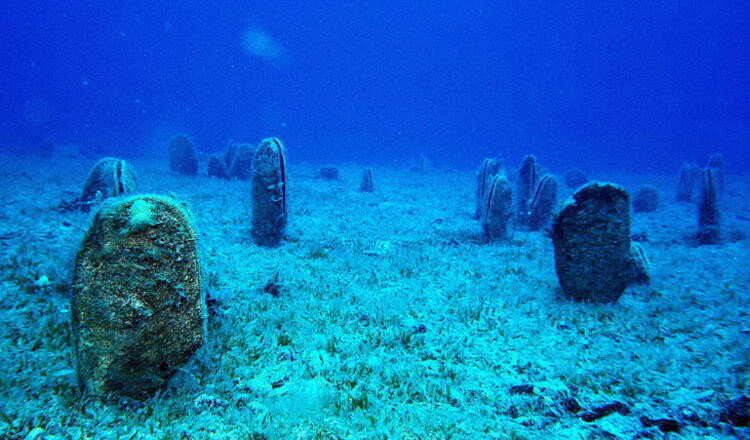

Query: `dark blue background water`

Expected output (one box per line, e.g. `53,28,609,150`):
2,1,748,172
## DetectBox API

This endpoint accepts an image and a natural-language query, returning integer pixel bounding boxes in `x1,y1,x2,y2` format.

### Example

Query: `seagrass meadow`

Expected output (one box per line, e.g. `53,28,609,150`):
0,150,748,440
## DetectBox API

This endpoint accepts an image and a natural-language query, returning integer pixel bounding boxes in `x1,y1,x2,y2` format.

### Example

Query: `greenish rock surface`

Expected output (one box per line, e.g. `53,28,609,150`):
516,154,538,226
228,141,255,180
676,162,699,202
482,174,513,241
552,182,634,303
632,185,659,213
207,153,230,179
71,194,206,399
474,158,503,219
81,157,137,202
168,134,198,175
251,137,287,246
528,174,558,231
697,167,720,244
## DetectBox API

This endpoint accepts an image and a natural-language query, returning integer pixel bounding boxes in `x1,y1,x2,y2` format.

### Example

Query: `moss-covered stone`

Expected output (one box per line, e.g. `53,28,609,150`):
251,138,287,246
632,185,659,213
71,194,206,399
676,162,699,202
528,174,558,231
168,134,198,175
516,154,538,226
552,182,633,303
707,153,725,192
697,167,720,244
207,154,230,179
81,157,137,202
228,141,255,180
475,158,503,219
482,175,513,241
359,168,374,192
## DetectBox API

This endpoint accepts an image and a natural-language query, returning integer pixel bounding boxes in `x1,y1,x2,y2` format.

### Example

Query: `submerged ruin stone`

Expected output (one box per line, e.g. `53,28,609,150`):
697,167,720,244
252,138,287,246
482,175,513,241
168,134,199,175
676,162,700,202
227,141,255,180
552,182,636,303
707,153,725,192
81,157,137,202
224,139,240,170
528,174,558,231
632,185,658,213
71,194,206,399
475,158,504,219
359,168,374,192
516,155,538,226
207,154,230,179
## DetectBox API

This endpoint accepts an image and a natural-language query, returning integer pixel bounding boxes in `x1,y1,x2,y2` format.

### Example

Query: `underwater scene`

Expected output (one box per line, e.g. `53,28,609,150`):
1,1,749,439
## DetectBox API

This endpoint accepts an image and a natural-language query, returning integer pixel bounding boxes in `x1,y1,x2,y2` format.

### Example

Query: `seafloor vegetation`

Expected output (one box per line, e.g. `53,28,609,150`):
0,150,747,439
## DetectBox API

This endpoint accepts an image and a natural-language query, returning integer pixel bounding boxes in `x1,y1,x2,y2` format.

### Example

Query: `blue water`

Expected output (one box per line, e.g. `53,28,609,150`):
2,1,748,172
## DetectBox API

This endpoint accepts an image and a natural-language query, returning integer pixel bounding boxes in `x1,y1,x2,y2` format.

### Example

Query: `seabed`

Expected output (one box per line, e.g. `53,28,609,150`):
0,149,747,439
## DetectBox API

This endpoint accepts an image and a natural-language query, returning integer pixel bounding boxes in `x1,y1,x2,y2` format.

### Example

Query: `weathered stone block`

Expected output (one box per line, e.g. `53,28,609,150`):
632,186,658,213
474,158,503,219
528,174,558,231
71,194,206,399
168,134,198,175
252,138,287,246
482,175,513,241
81,157,137,202
552,182,634,303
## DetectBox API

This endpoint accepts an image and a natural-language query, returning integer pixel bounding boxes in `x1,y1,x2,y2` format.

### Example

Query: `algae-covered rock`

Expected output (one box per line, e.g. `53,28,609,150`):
707,153,725,192
168,134,198,175
359,168,374,192
482,175,513,241
528,174,558,231
697,167,720,244
552,182,634,303
81,157,137,202
632,185,658,213
252,138,287,246
224,139,240,169
516,154,538,226
207,154,230,179
475,158,503,219
227,141,255,180
676,162,699,202
71,194,206,399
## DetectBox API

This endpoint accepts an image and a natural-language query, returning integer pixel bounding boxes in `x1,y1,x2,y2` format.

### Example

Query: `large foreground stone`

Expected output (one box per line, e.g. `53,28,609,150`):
71,194,206,399
552,182,635,303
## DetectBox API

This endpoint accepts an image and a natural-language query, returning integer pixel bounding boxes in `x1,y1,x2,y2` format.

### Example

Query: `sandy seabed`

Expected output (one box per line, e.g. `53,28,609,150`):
0,149,748,440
